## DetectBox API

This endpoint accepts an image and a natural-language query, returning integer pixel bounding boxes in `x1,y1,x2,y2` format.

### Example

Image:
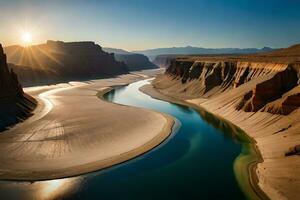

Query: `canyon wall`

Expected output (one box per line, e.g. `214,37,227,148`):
156,60,300,115
0,44,36,131
4,41,129,86
153,57,300,200
103,47,158,71
114,53,158,71
152,55,175,68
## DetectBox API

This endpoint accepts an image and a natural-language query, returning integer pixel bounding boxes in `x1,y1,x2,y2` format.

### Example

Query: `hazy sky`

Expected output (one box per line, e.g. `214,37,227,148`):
1,0,300,50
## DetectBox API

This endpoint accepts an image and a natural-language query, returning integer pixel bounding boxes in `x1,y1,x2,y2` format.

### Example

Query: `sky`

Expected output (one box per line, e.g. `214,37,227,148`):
0,0,300,51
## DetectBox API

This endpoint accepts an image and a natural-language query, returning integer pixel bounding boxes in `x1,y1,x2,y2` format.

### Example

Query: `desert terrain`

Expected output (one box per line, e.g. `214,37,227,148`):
148,44,300,200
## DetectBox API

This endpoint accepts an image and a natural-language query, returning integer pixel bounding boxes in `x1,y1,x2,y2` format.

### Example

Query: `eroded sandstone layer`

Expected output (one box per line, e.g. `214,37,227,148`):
152,45,300,200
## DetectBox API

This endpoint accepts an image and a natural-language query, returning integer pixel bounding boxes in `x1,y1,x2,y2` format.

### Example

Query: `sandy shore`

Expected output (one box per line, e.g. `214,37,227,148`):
0,73,174,181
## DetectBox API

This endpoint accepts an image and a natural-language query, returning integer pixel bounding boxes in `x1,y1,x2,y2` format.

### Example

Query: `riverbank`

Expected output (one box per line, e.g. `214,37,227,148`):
0,78,250,200
140,83,267,200
147,57,300,200
0,73,174,181
185,91,300,200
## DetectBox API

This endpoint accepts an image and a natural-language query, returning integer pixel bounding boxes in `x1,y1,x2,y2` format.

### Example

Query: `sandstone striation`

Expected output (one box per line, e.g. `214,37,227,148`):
160,59,300,115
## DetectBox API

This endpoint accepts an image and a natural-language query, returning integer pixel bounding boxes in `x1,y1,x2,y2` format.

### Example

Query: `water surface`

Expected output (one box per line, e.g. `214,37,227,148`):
0,79,247,200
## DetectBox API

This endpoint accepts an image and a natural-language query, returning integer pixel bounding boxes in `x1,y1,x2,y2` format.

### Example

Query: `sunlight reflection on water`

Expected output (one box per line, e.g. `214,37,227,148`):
0,177,80,200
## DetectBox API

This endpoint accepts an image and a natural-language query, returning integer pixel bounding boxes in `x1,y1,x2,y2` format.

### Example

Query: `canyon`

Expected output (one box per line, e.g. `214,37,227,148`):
1,39,299,199
150,44,300,200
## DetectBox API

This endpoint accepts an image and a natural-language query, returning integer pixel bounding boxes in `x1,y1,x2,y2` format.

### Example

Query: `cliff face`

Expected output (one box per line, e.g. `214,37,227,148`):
152,55,175,68
159,60,300,115
114,53,158,71
103,47,158,71
4,41,129,86
0,45,23,96
0,44,36,131
152,45,300,200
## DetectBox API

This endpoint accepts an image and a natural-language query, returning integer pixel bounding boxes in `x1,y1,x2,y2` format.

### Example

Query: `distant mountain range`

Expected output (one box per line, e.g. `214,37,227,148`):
103,47,158,71
134,46,275,61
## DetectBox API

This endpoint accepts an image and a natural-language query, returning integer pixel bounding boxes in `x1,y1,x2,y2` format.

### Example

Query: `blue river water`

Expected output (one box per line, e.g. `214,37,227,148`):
0,79,247,200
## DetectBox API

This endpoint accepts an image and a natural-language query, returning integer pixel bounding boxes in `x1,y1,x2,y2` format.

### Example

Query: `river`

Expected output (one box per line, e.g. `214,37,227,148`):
0,79,250,200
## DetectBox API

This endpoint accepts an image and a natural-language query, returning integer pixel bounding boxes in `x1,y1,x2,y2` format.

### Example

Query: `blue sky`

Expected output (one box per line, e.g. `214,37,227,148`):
0,0,300,50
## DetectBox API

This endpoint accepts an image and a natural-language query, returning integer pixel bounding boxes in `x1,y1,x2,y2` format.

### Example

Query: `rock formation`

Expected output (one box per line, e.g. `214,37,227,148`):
0,44,36,131
4,41,129,86
103,47,158,71
152,55,176,68
159,59,300,115
114,54,158,71
152,44,300,200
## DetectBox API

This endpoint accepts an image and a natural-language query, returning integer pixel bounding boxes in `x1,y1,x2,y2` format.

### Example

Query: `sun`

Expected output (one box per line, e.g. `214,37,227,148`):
21,31,32,45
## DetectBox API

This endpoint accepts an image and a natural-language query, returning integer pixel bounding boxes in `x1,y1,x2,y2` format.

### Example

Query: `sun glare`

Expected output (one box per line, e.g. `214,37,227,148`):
21,31,32,45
